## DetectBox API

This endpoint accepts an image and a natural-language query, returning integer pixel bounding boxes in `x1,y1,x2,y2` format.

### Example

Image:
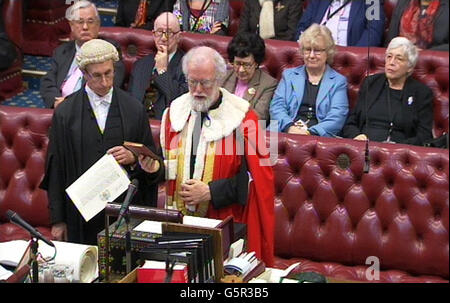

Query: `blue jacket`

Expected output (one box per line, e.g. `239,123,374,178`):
270,65,349,137
295,0,385,46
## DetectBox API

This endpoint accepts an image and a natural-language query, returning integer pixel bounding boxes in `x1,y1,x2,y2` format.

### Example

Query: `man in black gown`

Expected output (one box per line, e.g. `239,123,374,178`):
41,39,164,245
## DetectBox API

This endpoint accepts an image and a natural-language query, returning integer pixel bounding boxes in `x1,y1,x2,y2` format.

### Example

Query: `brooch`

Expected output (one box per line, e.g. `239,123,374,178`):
248,87,256,95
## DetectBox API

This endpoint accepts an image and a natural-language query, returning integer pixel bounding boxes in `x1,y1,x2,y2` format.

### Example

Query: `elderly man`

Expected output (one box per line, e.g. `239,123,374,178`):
128,12,188,119
40,0,125,108
41,39,163,245
146,46,274,266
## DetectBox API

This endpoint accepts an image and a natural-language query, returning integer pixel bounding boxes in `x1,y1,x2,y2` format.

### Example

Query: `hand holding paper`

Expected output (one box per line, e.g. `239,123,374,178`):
65,154,130,222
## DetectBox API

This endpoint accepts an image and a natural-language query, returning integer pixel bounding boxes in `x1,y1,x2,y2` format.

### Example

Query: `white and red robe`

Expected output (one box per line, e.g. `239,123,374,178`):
160,88,275,266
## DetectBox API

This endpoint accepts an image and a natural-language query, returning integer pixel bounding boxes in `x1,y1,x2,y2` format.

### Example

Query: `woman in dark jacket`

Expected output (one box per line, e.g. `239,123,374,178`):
342,37,434,146
386,0,448,51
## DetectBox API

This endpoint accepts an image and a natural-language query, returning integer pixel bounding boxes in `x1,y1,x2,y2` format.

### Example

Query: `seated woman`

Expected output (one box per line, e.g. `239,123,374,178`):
385,0,448,51
237,0,304,41
173,0,229,35
342,37,434,146
220,32,278,123
270,24,349,137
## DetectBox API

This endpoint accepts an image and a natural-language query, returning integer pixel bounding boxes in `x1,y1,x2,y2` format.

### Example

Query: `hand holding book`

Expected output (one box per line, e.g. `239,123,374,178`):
123,141,161,173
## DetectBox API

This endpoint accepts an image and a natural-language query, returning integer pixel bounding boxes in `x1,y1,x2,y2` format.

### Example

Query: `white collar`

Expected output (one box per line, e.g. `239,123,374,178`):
168,88,250,142
85,85,114,107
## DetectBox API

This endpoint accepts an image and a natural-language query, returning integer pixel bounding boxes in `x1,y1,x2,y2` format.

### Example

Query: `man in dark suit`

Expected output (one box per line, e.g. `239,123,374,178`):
128,12,188,119
238,0,304,41
115,0,176,30
295,0,385,46
40,1,125,108
41,39,164,245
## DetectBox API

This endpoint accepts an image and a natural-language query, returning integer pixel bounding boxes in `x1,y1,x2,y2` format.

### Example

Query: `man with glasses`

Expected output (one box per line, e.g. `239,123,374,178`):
128,12,188,119
40,0,125,108
146,46,275,266
41,39,163,245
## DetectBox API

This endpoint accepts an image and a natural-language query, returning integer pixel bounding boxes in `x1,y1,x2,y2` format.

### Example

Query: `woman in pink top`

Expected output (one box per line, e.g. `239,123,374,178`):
220,32,278,124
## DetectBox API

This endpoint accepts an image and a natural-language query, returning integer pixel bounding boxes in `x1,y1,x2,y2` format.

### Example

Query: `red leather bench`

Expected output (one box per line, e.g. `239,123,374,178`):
1,104,448,283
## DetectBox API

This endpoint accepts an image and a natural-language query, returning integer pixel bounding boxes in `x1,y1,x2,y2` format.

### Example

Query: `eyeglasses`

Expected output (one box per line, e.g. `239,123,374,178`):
232,61,256,70
153,30,180,38
385,54,407,64
302,48,327,55
187,78,217,89
86,70,114,82
72,18,99,27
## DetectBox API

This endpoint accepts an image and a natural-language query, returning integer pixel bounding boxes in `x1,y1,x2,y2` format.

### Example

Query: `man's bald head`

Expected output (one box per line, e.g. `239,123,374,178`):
153,12,181,54
154,12,180,33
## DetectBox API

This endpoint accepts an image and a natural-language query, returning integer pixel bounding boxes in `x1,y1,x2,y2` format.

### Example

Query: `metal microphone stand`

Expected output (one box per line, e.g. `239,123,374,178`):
29,237,39,283
124,210,132,274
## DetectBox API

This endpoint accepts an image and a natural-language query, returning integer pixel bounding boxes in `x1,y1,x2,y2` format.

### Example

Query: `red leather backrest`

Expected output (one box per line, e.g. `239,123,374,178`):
228,0,244,37
272,132,449,278
0,106,52,227
99,28,449,137
2,0,23,48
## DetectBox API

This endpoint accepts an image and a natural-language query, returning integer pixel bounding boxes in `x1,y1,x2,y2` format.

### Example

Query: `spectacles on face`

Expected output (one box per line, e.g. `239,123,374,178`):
86,69,114,82
153,30,180,38
385,54,407,64
187,78,217,89
302,48,327,56
232,61,256,70
72,18,99,27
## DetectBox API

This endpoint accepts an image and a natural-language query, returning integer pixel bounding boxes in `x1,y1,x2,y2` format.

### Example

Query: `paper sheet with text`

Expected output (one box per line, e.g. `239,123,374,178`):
66,153,130,222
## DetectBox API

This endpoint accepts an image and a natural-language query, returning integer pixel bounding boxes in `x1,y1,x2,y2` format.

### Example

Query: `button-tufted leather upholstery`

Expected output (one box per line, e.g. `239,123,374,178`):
1,105,447,282
0,0,24,101
99,28,449,137
22,0,70,56
0,106,53,242
272,132,448,282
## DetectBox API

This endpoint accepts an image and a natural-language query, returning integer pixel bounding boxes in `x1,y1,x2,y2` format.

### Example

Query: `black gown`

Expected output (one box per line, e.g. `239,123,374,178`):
40,86,164,245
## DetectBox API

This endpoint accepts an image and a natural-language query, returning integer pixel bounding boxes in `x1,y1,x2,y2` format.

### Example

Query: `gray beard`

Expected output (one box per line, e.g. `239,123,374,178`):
189,94,216,113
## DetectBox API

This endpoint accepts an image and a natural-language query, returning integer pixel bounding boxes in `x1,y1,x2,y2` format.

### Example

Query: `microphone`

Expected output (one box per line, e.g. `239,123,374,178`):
115,179,139,228
6,210,55,247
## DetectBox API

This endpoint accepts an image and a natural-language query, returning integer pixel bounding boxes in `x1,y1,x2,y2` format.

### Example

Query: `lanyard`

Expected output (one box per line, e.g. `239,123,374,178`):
187,0,212,31
322,0,351,25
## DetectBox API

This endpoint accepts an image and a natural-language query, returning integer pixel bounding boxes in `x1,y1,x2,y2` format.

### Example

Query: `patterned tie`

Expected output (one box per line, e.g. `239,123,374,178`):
61,66,83,97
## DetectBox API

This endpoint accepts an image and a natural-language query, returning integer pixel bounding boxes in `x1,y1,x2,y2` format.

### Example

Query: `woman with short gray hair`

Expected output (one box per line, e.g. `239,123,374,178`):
342,37,434,146
270,23,349,137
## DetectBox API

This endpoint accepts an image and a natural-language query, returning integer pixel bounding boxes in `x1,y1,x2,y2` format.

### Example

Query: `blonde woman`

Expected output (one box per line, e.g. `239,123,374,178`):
270,24,349,136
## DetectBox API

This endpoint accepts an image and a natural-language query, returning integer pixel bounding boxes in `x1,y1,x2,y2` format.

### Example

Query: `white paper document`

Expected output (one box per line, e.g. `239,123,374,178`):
66,153,130,222
182,215,222,228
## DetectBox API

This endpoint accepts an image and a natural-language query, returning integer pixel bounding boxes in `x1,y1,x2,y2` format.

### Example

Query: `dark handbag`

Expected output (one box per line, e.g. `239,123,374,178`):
423,133,448,149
